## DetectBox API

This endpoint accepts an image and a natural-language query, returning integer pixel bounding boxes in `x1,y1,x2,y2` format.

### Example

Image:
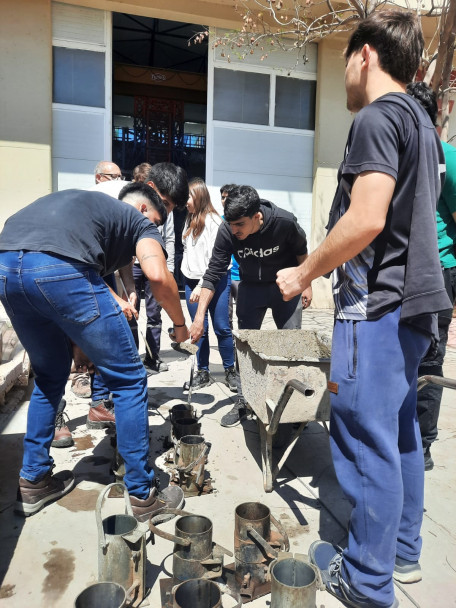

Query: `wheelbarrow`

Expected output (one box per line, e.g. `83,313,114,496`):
233,329,332,492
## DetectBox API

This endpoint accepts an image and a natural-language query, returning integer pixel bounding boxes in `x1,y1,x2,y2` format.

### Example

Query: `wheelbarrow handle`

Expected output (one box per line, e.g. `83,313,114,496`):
418,374,456,392
268,379,311,436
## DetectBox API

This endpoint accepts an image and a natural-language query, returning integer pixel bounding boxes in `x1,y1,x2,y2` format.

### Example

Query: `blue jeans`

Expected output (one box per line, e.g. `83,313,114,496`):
329,307,430,606
0,251,153,499
185,273,234,370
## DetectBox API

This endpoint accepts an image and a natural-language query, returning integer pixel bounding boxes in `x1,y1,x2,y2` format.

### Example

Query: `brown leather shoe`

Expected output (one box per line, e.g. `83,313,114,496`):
15,470,75,517
87,399,116,429
130,486,184,523
51,411,74,448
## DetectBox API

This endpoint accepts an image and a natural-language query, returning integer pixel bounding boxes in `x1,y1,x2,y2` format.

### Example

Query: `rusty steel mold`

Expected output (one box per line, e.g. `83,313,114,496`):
150,511,232,585
224,502,289,603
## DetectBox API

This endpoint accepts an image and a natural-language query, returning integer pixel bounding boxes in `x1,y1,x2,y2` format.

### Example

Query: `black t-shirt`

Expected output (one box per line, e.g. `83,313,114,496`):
202,201,308,290
0,189,164,276
330,93,439,321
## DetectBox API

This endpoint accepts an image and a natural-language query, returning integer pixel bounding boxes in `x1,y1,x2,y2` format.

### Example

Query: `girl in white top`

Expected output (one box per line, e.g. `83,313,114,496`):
182,178,236,392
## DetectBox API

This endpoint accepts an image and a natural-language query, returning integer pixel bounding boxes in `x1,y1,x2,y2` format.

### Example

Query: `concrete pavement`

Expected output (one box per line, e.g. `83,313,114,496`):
0,307,455,607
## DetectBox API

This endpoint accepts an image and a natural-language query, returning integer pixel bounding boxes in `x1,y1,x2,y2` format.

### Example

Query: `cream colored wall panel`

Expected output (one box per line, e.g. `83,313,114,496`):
52,1,106,46
314,39,352,170
0,144,51,230
310,167,338,308
0,0,52,145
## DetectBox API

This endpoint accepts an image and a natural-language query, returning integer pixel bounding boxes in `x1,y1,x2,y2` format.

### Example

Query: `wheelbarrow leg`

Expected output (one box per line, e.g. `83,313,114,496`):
272,421,308,483
259,421,273,492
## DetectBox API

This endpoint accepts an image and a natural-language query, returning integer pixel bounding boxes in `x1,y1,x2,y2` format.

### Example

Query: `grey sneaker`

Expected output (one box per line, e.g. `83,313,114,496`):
220,397,248,427
15,470,75,517
144,356,169,374
424,447,434,471
130,485,184,523
183,369,211,392
309,540,399,608
393,556,422,583
224,367,238,392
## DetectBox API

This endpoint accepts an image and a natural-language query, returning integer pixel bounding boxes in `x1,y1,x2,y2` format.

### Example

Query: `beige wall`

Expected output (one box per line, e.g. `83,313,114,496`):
311,37,353,308
0,0,52,228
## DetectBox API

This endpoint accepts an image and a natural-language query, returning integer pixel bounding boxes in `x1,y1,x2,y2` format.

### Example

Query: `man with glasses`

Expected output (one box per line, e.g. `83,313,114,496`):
95,161,124,183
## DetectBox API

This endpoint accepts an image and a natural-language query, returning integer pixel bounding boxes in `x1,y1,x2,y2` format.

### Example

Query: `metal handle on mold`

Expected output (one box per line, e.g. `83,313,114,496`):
148,508,193,546
96,483,134,550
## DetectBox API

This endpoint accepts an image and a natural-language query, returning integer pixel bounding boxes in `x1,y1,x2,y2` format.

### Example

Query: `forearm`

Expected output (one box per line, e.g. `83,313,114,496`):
194,287,215,322
299,209,383,286
149,272,186,325
137,237,185,325
296,253,308,266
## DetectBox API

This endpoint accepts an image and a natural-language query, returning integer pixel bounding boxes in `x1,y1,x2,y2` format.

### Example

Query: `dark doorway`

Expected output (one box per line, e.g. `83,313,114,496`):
112,14,208,179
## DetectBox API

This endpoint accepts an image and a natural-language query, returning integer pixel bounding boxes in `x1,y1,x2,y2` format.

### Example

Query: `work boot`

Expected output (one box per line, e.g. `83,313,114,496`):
144,355,169,374
224,367,238,392
87,399,116,429
220,397,248,427
71,372,92,398
51,399,74,448
130,485,184,523
15,469,75,517
183,369,210,392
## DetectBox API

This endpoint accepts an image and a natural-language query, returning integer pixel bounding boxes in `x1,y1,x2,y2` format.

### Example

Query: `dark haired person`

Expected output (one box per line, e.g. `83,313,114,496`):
189,185,311,426
276,12,450,608
53,181,171,446
407,81,456,473
0,187,189,520
181,178,236,391
220,184,240,328
128,163,186,373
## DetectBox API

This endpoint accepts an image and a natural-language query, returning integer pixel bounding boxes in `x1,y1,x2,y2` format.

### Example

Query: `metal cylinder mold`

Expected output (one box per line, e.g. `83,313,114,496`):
96,483,148,607
173,417,201,440
270,558,317,608
177,435,207,495
233,502,289,601
173,515,214,581
74,582,126,608
172,579,222,608
170,404,194,425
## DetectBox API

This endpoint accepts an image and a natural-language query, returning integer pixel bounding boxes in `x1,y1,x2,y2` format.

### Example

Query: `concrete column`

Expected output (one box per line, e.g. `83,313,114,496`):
311,38,353,308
